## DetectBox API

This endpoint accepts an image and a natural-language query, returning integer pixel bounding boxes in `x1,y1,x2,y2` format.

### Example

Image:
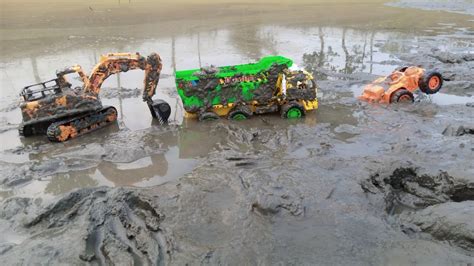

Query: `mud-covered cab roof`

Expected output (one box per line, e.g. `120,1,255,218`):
175,56,293,81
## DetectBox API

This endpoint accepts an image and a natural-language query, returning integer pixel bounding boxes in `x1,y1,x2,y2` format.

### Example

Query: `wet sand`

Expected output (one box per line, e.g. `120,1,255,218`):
0,0,474,264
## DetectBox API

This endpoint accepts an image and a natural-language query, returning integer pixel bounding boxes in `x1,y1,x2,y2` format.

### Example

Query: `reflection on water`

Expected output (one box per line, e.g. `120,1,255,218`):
429,93,474,105
42,145,197,196
1,25,471,120
0,108,359,200
0,26,383,132
0,12,473,200
0,123,211,199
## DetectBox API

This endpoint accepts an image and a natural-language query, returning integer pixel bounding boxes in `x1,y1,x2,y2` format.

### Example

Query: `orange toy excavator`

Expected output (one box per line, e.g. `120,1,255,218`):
19,52,171,142
359,66,443,104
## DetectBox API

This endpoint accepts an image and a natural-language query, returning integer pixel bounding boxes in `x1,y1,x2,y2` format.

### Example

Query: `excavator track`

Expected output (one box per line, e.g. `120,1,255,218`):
46,106,118,142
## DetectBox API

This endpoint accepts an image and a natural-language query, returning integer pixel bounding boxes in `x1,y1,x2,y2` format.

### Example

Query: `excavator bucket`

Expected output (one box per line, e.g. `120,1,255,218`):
148,99,171,124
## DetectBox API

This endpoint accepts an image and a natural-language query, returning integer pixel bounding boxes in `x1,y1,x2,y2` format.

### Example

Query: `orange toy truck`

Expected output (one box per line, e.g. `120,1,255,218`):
359,66,443,104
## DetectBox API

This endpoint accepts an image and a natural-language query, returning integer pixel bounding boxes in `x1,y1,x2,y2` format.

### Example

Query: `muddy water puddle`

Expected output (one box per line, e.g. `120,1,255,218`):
1,147,197,200
1,8,473,201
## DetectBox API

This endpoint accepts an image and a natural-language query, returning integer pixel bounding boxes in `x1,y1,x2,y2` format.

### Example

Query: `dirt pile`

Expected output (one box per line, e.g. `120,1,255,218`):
442,124,474,136
0,187,171,265
363,167,474,253
400,201,474,251
431,52,474,65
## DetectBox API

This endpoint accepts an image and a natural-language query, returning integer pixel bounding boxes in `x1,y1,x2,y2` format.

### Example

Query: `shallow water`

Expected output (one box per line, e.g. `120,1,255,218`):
0,0,473,200
1,2,474,265
350,84,474,105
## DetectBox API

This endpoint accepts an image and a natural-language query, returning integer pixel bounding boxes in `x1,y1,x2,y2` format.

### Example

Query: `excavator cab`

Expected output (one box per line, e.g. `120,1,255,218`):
20,78,65,102
20,64,89,102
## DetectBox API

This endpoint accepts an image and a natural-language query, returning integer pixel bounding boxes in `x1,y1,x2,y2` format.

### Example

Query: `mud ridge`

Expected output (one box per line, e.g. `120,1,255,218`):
1,187,172,265
442,124,474,136
363,167,474,252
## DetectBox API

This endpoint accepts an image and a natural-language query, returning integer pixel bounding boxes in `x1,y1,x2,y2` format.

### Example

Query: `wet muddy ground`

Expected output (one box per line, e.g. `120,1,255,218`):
1,0,473,264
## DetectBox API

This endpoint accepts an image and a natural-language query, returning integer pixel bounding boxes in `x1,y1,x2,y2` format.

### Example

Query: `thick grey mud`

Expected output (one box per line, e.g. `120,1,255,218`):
362,167,474,252
1,187,170,265
2,102,474,264
1,0,474,265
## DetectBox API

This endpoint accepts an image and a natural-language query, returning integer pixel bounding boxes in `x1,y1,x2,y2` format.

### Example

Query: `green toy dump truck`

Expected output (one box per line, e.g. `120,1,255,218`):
175,56,318,121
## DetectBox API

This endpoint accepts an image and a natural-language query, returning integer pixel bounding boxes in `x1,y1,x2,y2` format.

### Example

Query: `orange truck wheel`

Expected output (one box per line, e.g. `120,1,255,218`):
390,89,414,103
419,71,443,94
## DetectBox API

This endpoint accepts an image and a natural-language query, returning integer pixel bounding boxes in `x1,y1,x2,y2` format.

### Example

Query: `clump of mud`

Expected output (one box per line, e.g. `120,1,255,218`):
1,187,171,265
362,167,474,252
431,52,474,65
442,124,474,136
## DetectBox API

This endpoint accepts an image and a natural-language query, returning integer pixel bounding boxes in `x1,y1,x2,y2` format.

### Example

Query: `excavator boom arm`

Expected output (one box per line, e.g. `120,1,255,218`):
85,52,162,102
55,65,91,89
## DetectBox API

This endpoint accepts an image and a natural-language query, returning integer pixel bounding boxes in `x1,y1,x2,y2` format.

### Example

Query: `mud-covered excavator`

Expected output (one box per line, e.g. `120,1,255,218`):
19,52,171,142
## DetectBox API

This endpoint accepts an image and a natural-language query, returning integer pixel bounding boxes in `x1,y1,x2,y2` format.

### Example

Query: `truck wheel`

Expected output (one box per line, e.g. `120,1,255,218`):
281,102,305,119
419,71,443,94
199,111,219,121
390,89,414,103
228,106,252,121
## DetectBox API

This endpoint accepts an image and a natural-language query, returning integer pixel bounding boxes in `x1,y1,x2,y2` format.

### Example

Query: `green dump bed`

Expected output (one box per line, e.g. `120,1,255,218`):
175,56,293,113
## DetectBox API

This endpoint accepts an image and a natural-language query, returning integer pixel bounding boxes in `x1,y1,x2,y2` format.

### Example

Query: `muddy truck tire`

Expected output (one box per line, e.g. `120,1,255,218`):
228,106,252,120
390,89,414,103
281,101,305,119
419,71,443,94
199,111,220,121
